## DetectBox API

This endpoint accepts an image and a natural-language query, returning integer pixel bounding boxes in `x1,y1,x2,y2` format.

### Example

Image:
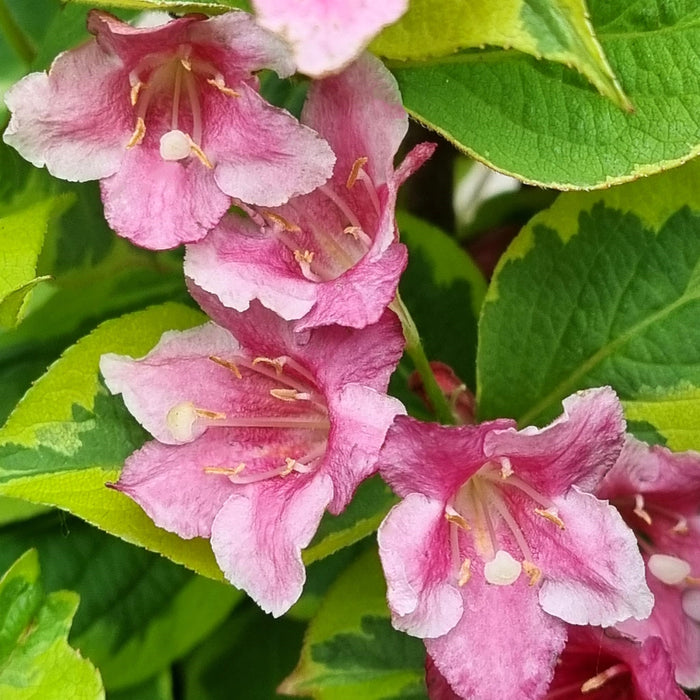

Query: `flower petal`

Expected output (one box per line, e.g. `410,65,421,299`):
302,52,408,179
532,488,653,626
484,387,625,496
100,145,231,248
114,433,236,539
378,416,515,501
207,83,335,207
252,1,407,77
378,493,463,638
325,383,405,513
100,323,241,444
211,472,333,616
3,42,130,181
425,578,566,700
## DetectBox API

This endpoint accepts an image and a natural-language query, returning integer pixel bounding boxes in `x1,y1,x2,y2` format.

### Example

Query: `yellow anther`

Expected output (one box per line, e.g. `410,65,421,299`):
458,559,472,587
344,225,363,239
346,156,368,188
686,575,700,585
130,81,145,106
445,512,470,530
633,494,653,525
194,408,227,420
672,518,689,535
281,458,296,476
204,463,246,475
534,508,565,530
523,561,542,586
206,77,239,97
209,355,243,379
126,117,146,149
270,388,300,402
580,664,627,693
252,357,285,375
263,211,301,232
499,457,514,479
180,56,192,71
188,138,214,169
294,249,315,264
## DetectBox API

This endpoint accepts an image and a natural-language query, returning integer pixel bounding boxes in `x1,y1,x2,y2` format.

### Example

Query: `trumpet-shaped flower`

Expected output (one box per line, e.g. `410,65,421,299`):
3,10,334,249
597,437,700,688
543,626,687,700
251,0,408,76
377,388,652,700
185,53,435,330
100,291,404,615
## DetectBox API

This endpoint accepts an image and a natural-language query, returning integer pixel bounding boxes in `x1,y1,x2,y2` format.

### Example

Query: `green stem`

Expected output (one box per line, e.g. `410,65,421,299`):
391,293,455,425
0,0,36,66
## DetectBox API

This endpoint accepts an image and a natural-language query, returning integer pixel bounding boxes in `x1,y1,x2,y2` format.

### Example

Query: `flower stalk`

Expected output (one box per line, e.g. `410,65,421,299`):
391,292,456,425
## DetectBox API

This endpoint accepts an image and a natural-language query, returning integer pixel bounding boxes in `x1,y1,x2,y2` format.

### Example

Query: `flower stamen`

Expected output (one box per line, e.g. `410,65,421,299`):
209,355,243,378
580,663,628,693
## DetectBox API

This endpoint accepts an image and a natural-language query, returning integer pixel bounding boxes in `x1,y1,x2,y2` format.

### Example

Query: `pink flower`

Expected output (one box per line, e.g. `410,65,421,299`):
251,0,408,76
3,10,335,249
597,436,700,688
543,626,687,700
426,627,686,700
185,53,435,330
99,290,405,616
377,388,653,700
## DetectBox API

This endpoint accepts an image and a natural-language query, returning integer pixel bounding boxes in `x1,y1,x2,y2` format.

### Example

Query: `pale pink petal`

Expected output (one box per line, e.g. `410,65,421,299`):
184,215,318,320
378,416,516,501
189,11,295,78
100,323,240,444
295,243,407,330
302,52,408,178
189,285,405,393
378,494,463,638
114,433,236,538
100,146,231,248
426,579,566,700
531,488,653,626
253,1,407,76
484,387,626,496
206,83,335,207
598,436,700,513
325,384,405,513
211,472,333,616
3,42,130,181
618,571,700,688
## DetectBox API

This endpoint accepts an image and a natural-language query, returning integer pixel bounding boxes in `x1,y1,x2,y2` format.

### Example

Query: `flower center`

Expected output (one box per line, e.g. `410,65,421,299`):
261,157,381,282
615,494,700,595
445,459,566,588
166,353,329,485
126,44,239,167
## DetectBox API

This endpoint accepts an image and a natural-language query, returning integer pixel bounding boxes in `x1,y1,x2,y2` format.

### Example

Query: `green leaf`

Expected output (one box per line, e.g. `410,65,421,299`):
477,158,700,451
398,211,486,388
0,514,241,691
182,601,306,700
64,0,248,14
280,547,426,700
392,0,700,189
0,195,72,328
374,0,630,110
303,476,397,566
0,550,104,700
0,303,226,581
108,672,173,700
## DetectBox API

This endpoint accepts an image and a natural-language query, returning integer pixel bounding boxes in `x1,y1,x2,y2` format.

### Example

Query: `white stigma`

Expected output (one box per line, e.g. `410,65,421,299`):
166,401,197,441
484,549,522,586
160,129,191,161
648,553,691,585
682,590,700,622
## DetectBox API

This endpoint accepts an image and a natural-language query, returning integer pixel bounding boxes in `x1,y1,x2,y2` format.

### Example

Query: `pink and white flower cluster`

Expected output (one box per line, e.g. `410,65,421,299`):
4,6,698,699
